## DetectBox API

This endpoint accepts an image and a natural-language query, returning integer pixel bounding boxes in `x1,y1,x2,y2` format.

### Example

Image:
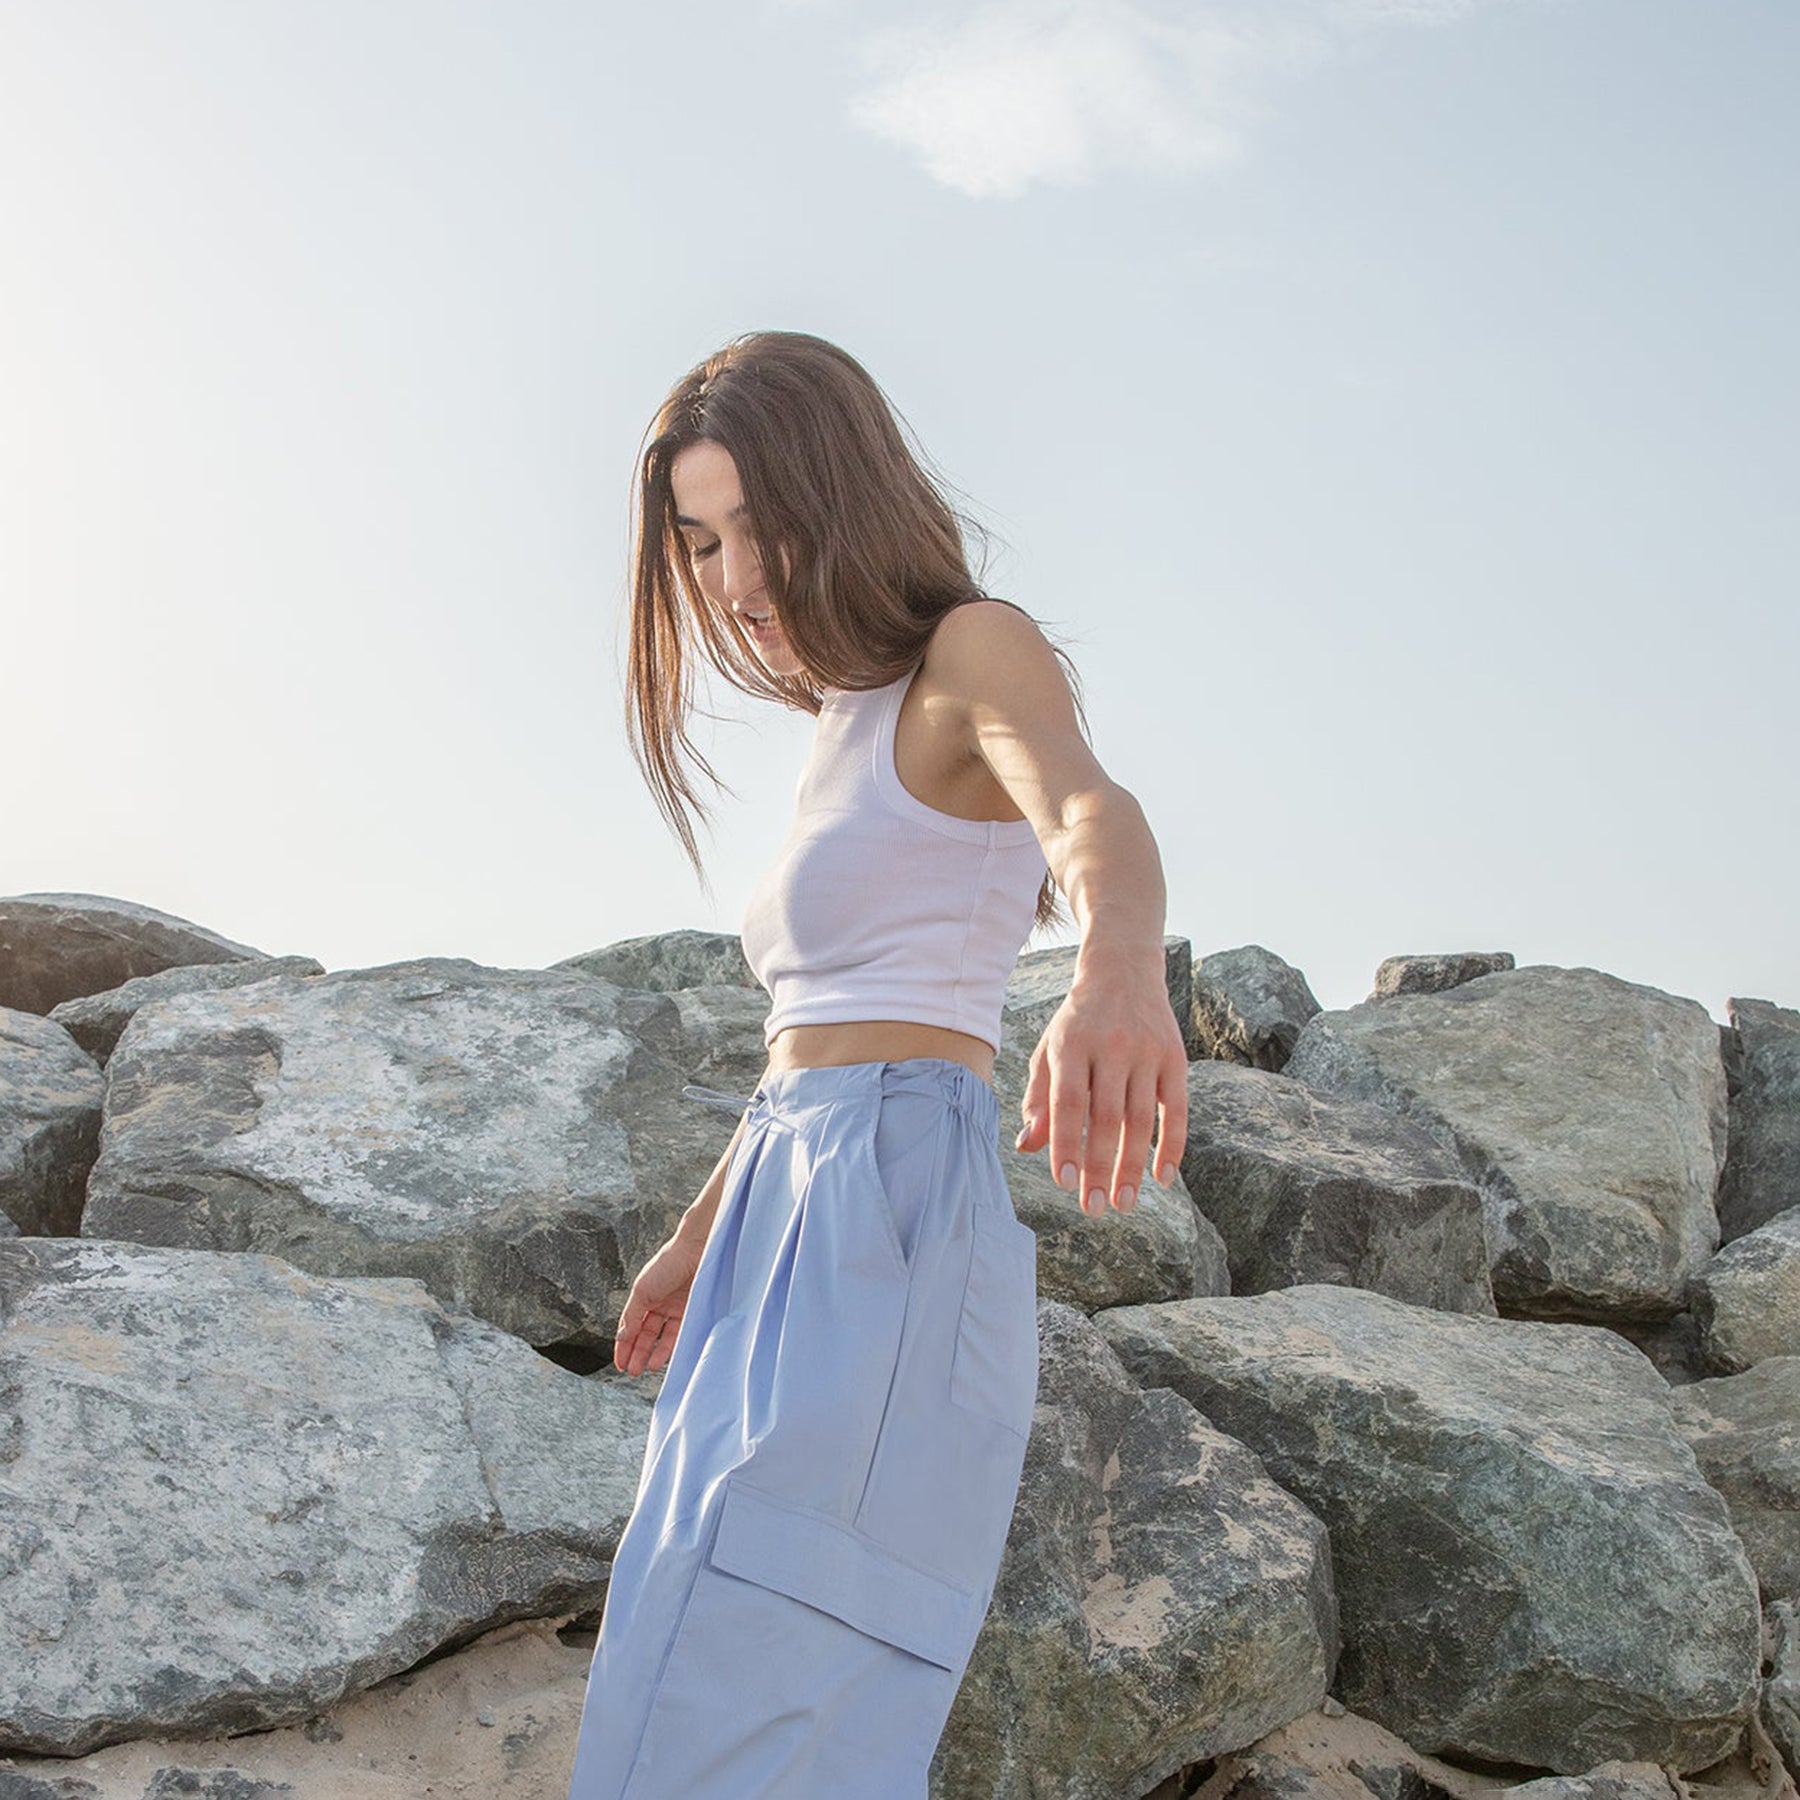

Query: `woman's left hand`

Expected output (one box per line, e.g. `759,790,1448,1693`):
1015,955,1189,1215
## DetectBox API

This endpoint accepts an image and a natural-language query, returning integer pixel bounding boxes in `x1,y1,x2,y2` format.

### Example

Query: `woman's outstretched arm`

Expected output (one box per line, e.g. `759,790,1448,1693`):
924,600,1188,1214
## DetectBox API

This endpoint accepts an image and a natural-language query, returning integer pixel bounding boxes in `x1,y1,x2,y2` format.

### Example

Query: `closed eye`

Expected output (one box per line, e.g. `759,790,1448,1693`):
690,540,719,561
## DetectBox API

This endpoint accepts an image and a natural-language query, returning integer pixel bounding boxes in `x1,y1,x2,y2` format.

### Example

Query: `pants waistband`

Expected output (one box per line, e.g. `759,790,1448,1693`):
681,1057,998,1132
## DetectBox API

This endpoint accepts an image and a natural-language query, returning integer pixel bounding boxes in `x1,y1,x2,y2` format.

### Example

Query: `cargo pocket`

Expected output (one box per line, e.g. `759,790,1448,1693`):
709,1478,981,1669
622,1477,978,1795
948,1204,1040,1439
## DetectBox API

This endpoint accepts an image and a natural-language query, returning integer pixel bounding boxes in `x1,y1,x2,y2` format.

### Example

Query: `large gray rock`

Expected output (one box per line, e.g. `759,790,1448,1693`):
1718,1000,1800,1245
1670,1356,1800,1603
663,983,774,1098
932,1301,1337,1799
82,958,748,1349
993,1037,1229,1313
554,927,758,994
0,895,268,1017
48,957,325,1064
1690,1206,1800,1374
0,1008,103,1235
1765,1600,1800,1782
1179,1061,1494,1314
1372,951,1515,998
0,1237,649,1757
1192,945,1321,1073
1284,965,1727,1323
1094,1284,1761,1774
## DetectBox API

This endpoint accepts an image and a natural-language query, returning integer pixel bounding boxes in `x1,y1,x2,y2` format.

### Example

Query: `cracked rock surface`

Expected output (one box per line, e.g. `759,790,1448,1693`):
1095,1283,1762,1774
0,1237,648,1757
1283,965,1727,1322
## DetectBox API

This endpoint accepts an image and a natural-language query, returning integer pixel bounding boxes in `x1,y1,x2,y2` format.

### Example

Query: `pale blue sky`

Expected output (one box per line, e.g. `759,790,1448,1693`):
4,0,1794,1022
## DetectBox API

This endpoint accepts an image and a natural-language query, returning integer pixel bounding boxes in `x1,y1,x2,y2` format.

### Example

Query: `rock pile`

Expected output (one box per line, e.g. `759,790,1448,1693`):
1,891,1796,1800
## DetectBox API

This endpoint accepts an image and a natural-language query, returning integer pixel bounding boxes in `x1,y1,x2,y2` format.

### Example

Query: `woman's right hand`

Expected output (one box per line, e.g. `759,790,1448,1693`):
612,1229,708,1377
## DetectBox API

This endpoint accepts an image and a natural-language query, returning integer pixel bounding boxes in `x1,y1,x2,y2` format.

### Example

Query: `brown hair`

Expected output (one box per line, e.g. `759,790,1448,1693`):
623,329,1085,930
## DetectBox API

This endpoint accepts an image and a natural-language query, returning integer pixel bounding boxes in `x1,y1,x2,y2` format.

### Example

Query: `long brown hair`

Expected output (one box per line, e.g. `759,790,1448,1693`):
624,329,1085,931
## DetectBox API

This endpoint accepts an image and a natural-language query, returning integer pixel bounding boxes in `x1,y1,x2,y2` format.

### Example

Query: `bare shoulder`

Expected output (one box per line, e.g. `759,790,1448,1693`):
921,599,1071,712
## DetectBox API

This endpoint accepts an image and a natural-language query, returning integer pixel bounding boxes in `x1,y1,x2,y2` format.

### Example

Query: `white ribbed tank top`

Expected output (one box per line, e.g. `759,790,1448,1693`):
740,661,1050,1054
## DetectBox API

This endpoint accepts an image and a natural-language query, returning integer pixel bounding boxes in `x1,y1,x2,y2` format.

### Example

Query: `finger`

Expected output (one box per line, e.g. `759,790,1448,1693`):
620,1296,667,1376
1047,1050,1090,1203
1110,1064,1158,1213
645,1311,680,1372
1080,1061,1128,1216
1017,1034,1052,1153
1154,1050,1190,1187
614,1291,644,1372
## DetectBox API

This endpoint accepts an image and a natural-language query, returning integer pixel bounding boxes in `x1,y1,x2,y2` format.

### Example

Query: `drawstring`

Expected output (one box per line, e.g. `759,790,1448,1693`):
680,1083,759,1116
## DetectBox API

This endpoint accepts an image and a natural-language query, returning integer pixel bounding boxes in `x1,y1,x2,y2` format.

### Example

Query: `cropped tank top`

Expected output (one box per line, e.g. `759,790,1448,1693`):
740,662,1050,1053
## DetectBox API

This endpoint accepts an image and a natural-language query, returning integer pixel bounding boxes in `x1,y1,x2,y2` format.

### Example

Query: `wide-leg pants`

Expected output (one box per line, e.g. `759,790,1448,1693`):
564,1057,1040,1800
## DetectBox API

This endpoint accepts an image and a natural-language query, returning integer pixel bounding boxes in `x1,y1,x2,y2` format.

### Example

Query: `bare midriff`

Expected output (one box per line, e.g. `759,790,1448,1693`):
766,1019,995,1089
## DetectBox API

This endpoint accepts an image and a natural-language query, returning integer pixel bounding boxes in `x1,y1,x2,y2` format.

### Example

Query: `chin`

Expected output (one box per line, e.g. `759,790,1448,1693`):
758,642,805,678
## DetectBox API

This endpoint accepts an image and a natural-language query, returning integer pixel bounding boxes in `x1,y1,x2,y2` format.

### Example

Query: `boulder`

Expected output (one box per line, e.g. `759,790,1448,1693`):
1690,1208,1800,1374
663,982,774,1099
48,957,325,1064
81,958,748,1349
1766,1600,1800,1782
1372,952,1515,998
1670,1357,1800,1602
0,895,267,1017
1179,1061,1494,1313
0,1008,103,1235
1191,945,1320,1072
1283,965,1727,1322
553,927,758,994
1095,1284,1761,1774
1717,1000,1800,1245
933,1301,1337,1798
0,1237,648,1757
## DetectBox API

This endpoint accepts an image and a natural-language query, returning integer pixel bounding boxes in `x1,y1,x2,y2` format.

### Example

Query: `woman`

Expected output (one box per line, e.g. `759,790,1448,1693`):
566,331,1187,1799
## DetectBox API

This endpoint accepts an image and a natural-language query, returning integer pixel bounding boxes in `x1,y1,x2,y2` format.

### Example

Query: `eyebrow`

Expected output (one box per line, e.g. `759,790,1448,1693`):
674,503,748,529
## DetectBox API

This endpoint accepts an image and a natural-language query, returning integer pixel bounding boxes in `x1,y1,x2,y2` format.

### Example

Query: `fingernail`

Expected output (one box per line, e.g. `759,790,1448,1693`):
1119,1185,1136,1211
1158,1163,1176,1186
1086,1187,1105,1212
1059,1162,1077,1190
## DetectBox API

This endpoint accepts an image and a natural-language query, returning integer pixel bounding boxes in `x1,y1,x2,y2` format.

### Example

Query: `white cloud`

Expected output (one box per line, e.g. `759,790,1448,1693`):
845,0,1512,198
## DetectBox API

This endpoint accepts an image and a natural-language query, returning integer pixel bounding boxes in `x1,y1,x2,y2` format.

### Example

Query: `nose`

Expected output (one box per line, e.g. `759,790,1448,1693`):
719,538,764,610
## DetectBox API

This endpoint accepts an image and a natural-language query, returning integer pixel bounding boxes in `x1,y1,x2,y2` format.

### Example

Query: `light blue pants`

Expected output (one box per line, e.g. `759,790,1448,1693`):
565,1057,1040,1800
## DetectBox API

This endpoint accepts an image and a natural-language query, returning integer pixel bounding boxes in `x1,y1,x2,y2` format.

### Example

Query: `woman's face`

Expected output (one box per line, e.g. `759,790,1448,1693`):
670,440,805,679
